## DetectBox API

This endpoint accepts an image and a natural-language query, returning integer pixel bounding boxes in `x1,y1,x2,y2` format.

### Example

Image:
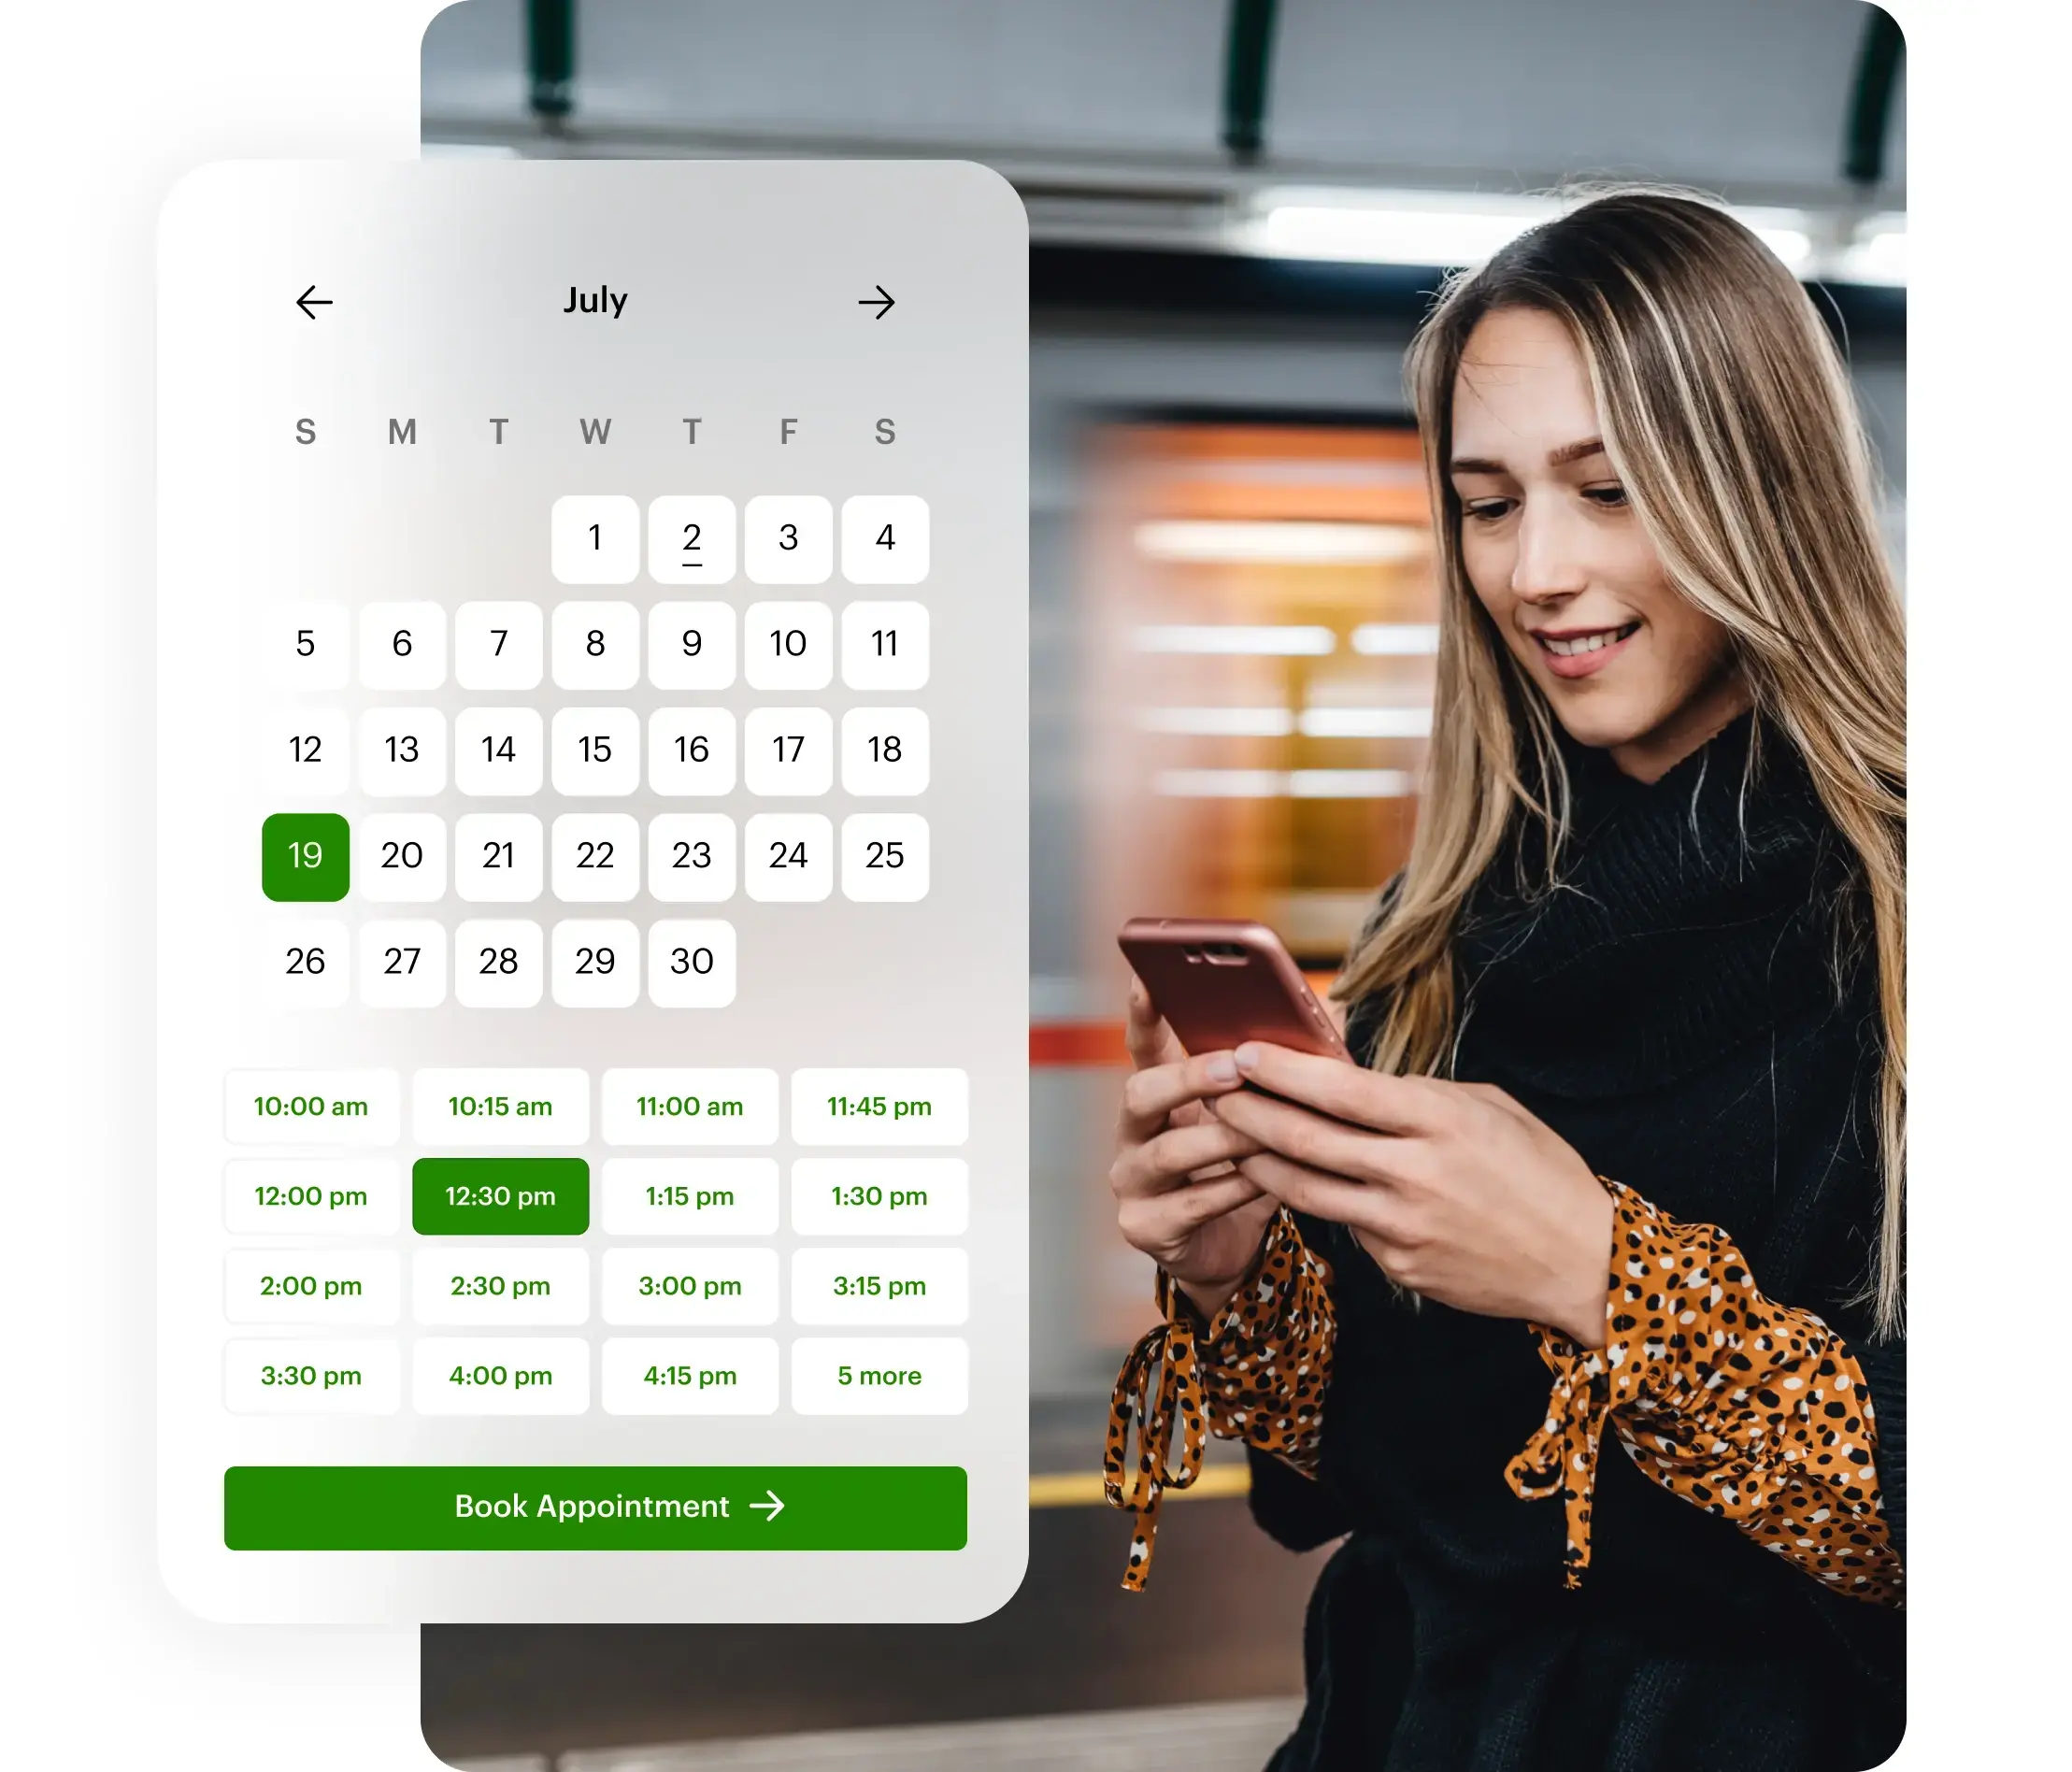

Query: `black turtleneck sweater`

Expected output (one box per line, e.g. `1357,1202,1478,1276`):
1251,712,1904,1772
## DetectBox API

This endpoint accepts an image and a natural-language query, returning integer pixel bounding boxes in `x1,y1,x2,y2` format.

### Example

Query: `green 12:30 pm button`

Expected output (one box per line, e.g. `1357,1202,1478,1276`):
222,1465,966,1550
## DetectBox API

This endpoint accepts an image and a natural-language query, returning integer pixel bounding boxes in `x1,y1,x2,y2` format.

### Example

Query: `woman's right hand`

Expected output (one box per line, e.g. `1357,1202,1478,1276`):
1109,979,1281,1321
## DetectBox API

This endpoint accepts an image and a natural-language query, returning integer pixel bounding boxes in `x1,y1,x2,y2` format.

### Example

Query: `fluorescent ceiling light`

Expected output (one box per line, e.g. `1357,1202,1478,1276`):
1245,187,1552,265
1351,622,1440,655
1291,769,1416,798
1153,768,1417,798
1137,706,1296,736
1136,520,1430,565
1834,215,1907,286
1237,188,1904,286
1298,706,1433,738
1154,769,1288,798
1132,624,1337,656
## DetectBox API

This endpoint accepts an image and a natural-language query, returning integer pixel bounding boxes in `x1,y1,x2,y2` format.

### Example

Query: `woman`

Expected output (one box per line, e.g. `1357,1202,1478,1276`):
1105,187,1906,1770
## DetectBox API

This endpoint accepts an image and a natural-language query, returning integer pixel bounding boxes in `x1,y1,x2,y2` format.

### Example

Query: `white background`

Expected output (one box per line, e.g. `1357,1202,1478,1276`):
0,0,2062,1764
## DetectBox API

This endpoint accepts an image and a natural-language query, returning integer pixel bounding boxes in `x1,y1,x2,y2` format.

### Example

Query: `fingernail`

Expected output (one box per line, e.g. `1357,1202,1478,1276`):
1235,1043,1260,1072
1205,1052,1237,1084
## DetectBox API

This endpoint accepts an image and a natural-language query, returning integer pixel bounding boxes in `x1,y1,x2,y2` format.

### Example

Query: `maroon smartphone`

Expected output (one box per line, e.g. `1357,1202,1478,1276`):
1118,917,1350,1061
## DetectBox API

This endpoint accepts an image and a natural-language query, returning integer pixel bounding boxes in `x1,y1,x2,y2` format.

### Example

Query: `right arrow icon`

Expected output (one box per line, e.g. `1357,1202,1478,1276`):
857,284,894,320
750,1489,785,1523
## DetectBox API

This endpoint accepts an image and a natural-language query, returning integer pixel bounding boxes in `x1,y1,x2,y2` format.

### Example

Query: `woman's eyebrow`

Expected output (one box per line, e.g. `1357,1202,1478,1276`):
1449,436,1608,476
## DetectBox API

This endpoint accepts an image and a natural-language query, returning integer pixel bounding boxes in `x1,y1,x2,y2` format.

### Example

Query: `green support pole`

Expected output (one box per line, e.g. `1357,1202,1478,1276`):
1222,0,1279,164
1843,7,1904,188
528,0,575,123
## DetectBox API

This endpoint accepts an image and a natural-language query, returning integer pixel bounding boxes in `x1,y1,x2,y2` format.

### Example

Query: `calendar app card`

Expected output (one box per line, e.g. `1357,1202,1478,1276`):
160,162,1025,1623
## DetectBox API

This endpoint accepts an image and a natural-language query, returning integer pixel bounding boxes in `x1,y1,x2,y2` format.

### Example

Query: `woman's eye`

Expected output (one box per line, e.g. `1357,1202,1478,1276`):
1463,498,1513,523
1582,484,1629,508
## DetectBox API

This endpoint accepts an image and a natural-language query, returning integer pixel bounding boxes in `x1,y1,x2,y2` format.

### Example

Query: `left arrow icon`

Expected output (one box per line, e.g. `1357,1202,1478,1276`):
749,1489,785,1523
296,284,333,320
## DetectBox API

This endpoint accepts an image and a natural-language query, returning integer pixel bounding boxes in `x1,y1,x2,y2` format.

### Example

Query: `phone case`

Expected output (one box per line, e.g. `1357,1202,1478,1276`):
1118,917,1349,1060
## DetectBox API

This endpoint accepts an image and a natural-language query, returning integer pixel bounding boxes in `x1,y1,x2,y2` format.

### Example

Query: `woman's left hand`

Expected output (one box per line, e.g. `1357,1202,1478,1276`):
1210,1043,1615,1348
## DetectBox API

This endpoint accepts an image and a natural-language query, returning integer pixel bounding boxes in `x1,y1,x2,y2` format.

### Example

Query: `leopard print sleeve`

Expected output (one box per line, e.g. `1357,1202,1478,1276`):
1506,1178,1903,1607
1104,1206,1335,1591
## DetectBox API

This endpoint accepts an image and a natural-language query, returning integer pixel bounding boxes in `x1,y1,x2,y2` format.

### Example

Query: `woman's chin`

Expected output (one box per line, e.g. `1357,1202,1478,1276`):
1545,699,1647,754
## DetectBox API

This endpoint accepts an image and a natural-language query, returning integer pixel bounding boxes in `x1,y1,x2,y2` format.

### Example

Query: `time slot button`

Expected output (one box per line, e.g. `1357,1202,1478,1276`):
602,1068,779,1146
224,1339,402,1415
414,1337,590,1415
791,1069,968,1146
414,1068,591,1146
225,1070,400,1147
224,1249,401,1325
791,1248,968,1326
601,1247,779,1326
792,1337,968,1415
414,1248,591,1326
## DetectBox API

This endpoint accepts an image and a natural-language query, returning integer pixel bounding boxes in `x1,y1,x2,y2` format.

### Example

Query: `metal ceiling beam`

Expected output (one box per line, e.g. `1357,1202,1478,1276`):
1222,0,1279,163
528,0,575,123
1844,6,1904,187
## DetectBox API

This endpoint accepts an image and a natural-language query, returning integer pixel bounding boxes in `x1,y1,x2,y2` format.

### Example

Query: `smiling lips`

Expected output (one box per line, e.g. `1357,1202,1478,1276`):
1533,620,1640,679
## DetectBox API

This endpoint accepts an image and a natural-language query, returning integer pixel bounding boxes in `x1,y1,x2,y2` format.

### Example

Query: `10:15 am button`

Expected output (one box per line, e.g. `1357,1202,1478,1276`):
414,1069,590,1144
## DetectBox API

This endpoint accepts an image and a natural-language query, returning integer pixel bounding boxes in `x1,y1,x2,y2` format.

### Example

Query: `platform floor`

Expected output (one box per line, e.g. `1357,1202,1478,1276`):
423,1491,1325,1766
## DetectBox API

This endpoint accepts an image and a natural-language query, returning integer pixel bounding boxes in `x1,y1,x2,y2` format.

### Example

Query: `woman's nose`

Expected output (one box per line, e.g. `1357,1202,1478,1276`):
1509,504,1590,601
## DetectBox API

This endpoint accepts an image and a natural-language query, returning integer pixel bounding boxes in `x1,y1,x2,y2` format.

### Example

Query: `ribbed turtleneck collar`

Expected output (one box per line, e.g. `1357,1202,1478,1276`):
1446,711,1859,1100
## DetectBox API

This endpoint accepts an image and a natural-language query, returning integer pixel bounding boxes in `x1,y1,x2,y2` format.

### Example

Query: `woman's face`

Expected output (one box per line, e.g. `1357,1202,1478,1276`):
1448,305,1748,781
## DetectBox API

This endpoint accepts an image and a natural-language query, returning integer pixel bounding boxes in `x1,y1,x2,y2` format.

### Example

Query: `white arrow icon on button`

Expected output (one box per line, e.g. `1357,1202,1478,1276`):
750,1490,785,1523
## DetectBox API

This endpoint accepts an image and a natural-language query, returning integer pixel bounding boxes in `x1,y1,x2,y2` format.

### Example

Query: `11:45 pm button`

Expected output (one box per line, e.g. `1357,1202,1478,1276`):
789,1070,967,1145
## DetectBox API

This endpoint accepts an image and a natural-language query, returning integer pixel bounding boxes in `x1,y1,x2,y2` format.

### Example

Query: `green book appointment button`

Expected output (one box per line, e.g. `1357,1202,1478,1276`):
224,1465,967,1550
413,1158,590,1234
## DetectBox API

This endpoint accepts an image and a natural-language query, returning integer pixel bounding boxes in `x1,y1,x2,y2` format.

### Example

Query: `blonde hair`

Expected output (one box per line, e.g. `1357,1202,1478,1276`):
1336,185,1907,1335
